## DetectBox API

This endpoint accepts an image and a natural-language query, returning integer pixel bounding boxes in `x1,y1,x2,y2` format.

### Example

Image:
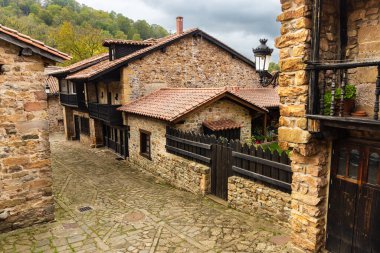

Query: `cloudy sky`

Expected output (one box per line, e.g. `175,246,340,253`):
76,0,281,62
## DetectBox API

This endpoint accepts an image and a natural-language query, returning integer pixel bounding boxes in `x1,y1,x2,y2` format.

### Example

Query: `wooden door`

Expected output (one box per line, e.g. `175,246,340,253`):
327,140,380,253
74,115,80,140
211,143,231,200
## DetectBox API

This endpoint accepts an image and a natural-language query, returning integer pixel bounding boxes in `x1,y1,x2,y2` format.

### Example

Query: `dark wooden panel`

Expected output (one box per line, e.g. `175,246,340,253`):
232,151,292,172
165,145,211,164
232,166,291,190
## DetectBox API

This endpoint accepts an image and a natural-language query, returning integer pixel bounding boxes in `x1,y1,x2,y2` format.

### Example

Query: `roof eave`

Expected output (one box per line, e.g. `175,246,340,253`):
0,32,70,63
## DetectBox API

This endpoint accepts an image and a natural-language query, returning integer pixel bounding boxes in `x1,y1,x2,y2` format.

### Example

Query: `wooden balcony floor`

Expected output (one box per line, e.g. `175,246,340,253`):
307,114,380,132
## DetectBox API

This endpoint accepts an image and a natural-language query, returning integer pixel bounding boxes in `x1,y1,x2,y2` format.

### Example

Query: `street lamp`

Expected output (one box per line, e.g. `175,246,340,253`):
253,39,278,87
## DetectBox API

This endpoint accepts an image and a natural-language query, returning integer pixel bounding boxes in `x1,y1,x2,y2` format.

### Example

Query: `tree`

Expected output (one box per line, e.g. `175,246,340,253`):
51,22,107,65
0,0,169,64
268,62,280,73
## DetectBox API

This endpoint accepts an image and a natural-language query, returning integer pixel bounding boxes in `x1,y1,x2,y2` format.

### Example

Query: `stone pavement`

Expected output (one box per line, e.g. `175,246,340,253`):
0,134,292,253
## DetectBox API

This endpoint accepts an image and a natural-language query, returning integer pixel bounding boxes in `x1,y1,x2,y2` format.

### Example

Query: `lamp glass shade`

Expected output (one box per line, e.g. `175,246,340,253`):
45,85,50,94
255,54,271,72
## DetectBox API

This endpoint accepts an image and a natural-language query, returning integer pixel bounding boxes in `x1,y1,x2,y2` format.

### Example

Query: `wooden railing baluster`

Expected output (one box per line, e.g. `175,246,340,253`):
320,70,327,115
339,69,347,117
330,71,337,116
375,65,380,120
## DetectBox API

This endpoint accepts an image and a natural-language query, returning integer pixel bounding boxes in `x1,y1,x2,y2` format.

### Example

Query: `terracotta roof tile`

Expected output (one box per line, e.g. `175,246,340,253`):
230,88,280,108
45,76,59,94
118,87,276,122
67,29,199,80
49,52,109,76
203,119,241,131
0,24,71,61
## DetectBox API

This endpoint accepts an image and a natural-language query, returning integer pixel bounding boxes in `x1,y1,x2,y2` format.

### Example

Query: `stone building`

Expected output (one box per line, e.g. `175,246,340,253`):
44,68,64,133
0,25,70,232
276,0,380,252
117,87,278,194
49,17,275,151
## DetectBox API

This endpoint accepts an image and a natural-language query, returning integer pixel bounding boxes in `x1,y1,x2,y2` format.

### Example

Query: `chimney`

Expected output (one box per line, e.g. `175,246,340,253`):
176,16,183,35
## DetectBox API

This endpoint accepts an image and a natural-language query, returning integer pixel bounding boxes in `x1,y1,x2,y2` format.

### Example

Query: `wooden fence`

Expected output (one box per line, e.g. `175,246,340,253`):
166,127,216,165
165,127,292,199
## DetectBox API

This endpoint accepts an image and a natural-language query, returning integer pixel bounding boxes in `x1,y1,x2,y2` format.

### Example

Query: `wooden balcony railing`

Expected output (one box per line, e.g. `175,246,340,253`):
306,61,380,131
60,93,86,109
88,103,123,126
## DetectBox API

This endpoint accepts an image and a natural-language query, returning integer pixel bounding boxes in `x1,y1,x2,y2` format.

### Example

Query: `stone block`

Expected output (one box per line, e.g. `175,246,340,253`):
278,127,311,144
280,105,306,117
275,29,311,49
278,86,308,97
277,6,311,22
280,58,308,72
24,102,47,112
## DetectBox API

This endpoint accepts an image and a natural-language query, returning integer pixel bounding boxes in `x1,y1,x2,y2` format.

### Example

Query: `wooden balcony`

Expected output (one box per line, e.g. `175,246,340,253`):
307,60,380,132
60,93,86,109
88,103,123,126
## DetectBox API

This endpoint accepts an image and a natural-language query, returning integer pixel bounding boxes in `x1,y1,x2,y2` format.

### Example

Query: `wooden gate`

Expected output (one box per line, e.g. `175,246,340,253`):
103,124,129,158
211,142,232,200
327,139,380,253
165,127,292,201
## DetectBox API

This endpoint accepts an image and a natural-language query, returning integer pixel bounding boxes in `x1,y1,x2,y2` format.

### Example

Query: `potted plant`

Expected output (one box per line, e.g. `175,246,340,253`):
323,84,356,116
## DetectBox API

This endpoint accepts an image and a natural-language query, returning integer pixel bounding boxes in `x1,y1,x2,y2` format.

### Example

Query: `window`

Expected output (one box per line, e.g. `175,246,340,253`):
140,129,151,159
80,117,90,136
68,81,76,94
61,80,68,93
368,152,380,185
110,47,116,61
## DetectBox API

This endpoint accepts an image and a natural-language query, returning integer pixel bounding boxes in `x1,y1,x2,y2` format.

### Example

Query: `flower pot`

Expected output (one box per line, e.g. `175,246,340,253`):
342,99,355,116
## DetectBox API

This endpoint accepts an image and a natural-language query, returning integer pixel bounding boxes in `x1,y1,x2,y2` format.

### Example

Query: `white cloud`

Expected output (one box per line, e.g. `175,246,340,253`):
76,0,281,62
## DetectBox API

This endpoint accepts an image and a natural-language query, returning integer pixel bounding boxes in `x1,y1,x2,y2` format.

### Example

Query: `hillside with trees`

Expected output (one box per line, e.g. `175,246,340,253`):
0,0,169,64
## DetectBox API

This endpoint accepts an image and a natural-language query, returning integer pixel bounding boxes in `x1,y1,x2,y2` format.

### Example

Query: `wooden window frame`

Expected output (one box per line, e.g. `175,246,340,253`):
333,139,380,186
139,129,151,160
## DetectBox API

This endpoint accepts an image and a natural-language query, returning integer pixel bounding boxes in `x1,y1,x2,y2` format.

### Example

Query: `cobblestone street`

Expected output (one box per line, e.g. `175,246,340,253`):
0,134,291,253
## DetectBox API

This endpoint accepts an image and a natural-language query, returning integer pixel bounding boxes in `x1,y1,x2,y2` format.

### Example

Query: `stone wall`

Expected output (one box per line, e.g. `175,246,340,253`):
276,1,330,252
47,95,64,133
127,114,210,195
121,36,260,102
228,176,291,228
175,98,253,142
346,0,380,115
0,40,54,232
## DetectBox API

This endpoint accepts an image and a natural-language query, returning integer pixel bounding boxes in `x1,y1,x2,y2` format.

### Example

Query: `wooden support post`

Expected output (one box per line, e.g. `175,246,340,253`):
263,113,267,138
375,65,380,120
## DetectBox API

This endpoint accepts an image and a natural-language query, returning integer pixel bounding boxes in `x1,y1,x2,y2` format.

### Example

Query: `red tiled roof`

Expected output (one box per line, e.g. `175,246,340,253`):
103,39,156,47
203,119,241,131
118,87,273,122
66,28,256,80
230,88,280,108
0,24,70,61
49,52,109,76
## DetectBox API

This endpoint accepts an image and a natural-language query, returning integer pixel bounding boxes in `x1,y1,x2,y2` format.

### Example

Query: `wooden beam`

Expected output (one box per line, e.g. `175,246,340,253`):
165,134,212,149
232,151,291,172
232,166,291,190
165,145,211,164
308,0,322,115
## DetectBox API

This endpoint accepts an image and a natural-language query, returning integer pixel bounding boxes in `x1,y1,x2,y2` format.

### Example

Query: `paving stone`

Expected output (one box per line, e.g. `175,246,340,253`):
0,134,291,253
